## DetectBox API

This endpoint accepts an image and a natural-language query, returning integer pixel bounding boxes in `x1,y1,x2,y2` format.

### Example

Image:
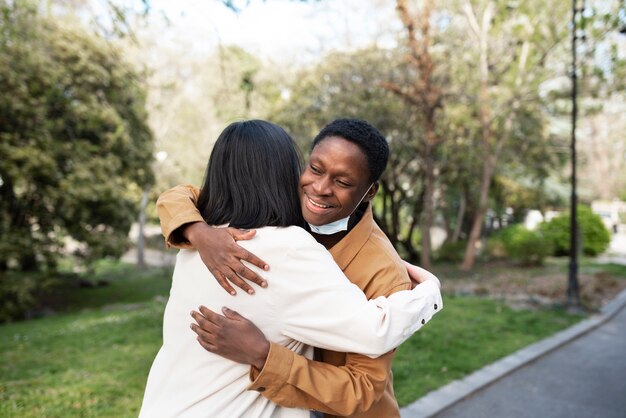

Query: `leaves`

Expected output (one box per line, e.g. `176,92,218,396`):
0,1,153,273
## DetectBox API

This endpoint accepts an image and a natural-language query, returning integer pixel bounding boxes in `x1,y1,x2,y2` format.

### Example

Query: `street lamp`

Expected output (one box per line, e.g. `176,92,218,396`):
568,0,582,310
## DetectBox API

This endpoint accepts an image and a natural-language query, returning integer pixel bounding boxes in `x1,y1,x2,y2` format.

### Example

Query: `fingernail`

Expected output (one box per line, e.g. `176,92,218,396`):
222,306,231,313
261,281,268,288
264,265,269,271
240,228,250,232
248,289,255,294
230,291,236,296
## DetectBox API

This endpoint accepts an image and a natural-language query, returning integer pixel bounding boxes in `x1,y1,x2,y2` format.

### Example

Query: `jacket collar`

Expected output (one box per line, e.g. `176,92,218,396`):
328,203,374,271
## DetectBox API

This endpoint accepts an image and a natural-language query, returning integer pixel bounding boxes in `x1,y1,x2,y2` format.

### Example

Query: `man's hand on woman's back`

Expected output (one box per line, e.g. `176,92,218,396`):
190,305,270,370
183,222,270,295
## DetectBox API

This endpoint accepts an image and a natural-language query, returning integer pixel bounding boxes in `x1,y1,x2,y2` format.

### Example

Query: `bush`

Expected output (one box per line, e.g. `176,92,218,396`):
496,225,553,265
540,205,611,256
435,241,467,263
0,273,58,322
486,235,507,260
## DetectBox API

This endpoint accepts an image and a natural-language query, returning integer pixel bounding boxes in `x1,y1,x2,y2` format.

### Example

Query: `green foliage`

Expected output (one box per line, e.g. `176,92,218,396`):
0,1,153,276
494,225,553,266
486,233,507,260
540,205,611,256
0,273,48,322
435,241,467,263
0,259,171,322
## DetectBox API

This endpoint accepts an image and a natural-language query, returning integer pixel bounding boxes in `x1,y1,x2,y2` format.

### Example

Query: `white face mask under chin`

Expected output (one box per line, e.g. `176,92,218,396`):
308,217,350,235
307,184,373,235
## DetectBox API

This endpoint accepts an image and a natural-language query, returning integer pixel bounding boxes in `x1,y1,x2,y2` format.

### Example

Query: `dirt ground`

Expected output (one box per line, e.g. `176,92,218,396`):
439,261,626,312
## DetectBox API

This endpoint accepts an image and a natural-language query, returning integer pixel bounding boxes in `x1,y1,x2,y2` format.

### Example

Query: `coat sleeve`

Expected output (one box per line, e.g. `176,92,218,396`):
274,239,442,357
155,184,203,248
247,342,398,415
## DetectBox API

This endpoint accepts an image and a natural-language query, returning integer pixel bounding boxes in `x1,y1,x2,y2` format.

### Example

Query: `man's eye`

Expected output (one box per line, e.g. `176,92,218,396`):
310,165,321,174
337,181,351,188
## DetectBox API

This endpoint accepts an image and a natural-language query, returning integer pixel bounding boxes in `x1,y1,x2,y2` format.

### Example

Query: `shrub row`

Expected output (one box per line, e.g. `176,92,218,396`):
435,205,611,265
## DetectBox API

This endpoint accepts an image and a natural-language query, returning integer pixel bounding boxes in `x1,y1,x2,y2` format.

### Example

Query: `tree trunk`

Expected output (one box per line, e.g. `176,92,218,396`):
451,192,466,242
390,188,400,245
420,141,436,269
137,189,149,268
461,157,495,270
404,192,422,260
460,1,494,271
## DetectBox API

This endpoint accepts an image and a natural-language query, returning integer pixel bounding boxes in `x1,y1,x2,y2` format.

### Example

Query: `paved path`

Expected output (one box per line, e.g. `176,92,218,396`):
432,303,626,418
403,299,626,418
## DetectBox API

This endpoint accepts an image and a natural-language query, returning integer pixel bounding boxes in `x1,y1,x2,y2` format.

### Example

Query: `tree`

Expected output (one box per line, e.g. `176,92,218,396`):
0,1,154,272
456,0,569,269
573,1,626,200
380,0,444,269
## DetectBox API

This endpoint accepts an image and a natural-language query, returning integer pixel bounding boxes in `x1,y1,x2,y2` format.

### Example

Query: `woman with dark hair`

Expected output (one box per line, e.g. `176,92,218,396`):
196,120,305,231
139,120,439,418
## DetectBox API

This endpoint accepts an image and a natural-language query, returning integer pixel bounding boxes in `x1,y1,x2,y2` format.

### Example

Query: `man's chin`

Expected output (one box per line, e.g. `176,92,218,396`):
303,213,329,227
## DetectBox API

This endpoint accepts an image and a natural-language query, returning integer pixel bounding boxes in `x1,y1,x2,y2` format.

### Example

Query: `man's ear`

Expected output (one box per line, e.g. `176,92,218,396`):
364,182,379,202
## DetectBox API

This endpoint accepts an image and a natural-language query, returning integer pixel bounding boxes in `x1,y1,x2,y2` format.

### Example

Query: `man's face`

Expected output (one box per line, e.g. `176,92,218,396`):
300,135,377,226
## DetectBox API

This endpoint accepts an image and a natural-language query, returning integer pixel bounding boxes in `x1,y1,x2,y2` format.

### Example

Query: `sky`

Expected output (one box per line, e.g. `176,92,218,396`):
141,0,400,64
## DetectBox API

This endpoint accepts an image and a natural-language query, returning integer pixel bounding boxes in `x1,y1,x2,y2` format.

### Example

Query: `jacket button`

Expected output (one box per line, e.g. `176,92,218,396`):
257,387,266,392
421,319,426,325
434,303,438,310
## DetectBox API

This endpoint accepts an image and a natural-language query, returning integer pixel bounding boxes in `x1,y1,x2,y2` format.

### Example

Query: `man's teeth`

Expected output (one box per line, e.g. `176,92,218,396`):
309,198,331,208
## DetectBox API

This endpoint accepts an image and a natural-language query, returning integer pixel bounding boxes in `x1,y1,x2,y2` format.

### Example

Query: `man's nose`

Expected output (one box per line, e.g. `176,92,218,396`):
311,176,332,195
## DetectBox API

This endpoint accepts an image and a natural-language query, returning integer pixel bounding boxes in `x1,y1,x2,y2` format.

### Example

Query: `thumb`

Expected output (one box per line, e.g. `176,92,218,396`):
222,306,244,320
227,227,257,242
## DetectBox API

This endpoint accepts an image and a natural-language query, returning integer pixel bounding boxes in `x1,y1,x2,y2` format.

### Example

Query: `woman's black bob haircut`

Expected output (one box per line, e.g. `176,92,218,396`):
197,120,305,229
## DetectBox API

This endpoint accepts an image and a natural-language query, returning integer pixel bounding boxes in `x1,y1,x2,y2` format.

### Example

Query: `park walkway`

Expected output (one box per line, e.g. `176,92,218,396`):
402,231,626,418
421,300,626,418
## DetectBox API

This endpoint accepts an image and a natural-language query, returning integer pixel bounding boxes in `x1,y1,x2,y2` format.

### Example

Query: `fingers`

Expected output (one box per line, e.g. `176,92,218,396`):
212,266,264,295
190,321,215,344
198,305,225,325
225,271,256,295
190,309,220,352
222,244,268,291
196,335,217,353
233,263,267,289
221,306,244,320
212,270,237,296
227,227,257,241
238,247,269,272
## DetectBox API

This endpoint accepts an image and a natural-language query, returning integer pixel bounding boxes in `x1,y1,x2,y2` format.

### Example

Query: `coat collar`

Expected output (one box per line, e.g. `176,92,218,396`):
328,203,374,271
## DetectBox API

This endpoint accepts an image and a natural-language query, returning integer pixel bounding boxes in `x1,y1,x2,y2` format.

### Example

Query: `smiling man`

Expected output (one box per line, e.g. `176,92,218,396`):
298,122,383,251
156,118,442,418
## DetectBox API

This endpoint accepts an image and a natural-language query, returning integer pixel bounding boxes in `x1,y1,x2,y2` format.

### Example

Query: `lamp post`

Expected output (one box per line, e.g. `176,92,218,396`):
568,0,582,310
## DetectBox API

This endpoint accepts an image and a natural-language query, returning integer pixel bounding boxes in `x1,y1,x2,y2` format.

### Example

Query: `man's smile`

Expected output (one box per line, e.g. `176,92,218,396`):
304,194,336,214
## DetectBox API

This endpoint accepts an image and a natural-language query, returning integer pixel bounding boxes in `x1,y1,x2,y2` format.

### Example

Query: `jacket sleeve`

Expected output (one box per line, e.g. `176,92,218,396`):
275,240,442,357
247,343,396,415
155,184,203,248
248,231,438,414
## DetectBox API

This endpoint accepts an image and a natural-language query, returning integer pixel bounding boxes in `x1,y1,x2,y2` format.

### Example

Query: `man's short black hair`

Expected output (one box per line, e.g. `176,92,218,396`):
197,120,304,229
312,118,389,183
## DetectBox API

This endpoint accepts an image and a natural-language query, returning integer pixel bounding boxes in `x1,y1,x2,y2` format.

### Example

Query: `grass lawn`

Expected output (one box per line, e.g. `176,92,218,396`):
3,259,616,416
0,301,164,418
